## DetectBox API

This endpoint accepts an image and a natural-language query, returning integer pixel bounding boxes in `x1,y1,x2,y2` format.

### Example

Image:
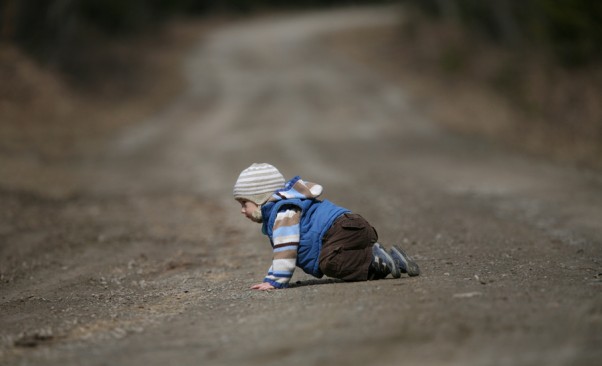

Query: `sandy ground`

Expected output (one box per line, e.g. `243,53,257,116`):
1,6,601,366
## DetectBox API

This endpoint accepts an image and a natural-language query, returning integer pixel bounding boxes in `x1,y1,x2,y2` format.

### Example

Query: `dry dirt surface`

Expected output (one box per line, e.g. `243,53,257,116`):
1,6,601,366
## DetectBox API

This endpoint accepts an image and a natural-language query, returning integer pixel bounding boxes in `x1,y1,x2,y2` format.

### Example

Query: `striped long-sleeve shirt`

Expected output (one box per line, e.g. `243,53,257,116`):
261,177,325,288
263,206,301,288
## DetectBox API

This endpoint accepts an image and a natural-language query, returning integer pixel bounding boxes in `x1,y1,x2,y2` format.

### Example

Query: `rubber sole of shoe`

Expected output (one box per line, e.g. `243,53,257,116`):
374,243,401,278
391,245,420,277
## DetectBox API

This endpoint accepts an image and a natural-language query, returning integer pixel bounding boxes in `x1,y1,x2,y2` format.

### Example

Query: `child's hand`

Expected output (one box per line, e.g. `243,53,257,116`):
251,282,275,291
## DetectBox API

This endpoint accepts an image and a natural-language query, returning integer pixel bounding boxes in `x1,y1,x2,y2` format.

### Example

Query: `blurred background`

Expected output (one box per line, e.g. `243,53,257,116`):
1,0,601,169
0,0,602,168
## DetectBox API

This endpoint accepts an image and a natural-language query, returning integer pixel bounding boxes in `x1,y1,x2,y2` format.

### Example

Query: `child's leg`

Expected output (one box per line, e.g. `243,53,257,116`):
318,213,377,281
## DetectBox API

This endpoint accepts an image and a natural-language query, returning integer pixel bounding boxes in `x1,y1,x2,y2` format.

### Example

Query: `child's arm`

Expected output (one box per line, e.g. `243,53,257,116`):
256,207,300,290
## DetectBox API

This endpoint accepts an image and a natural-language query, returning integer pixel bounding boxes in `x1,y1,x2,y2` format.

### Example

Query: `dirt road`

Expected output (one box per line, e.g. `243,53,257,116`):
1,6,601,366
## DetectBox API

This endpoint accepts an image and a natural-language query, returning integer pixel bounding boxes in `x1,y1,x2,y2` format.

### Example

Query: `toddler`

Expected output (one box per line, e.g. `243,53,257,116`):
233,163,420,290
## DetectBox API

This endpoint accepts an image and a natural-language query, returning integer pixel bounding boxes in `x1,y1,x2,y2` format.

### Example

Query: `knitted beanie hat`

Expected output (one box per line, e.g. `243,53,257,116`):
233,163,285,205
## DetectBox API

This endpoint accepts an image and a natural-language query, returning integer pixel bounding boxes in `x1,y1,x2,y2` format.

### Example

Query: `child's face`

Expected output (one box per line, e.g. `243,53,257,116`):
239,200,259,222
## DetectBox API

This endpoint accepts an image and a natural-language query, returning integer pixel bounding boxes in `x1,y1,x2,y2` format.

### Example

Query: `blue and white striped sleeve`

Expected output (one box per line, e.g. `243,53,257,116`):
263,207,300,288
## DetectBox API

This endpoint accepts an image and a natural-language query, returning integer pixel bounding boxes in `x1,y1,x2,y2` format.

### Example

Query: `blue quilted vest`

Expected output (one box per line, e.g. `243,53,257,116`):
261,198,349,277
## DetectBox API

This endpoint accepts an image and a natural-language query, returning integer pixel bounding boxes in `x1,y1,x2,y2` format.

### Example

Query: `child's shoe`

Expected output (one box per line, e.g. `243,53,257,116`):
368,243,401,279
389,245,420,276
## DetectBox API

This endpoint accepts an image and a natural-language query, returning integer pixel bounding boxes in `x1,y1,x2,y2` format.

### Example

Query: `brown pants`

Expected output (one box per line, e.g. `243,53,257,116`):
318,213,377,281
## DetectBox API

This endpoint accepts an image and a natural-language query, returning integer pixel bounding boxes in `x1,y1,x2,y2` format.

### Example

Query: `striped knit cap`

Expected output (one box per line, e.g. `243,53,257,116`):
233,163,285,205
